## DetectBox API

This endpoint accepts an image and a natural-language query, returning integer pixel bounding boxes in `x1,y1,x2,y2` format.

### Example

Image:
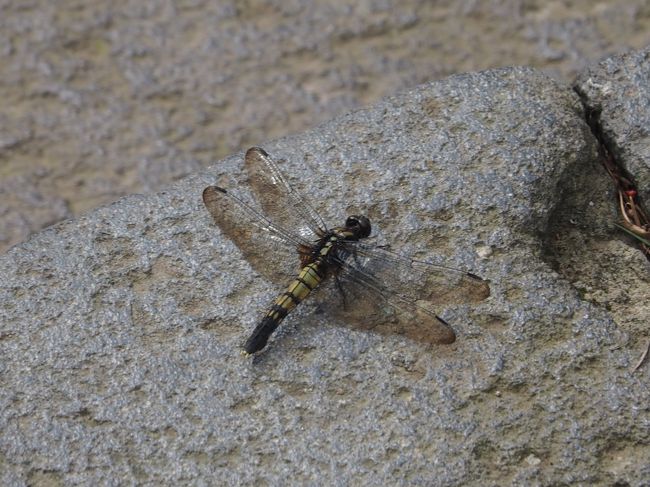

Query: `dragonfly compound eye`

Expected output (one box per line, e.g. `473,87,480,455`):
346,215,371,238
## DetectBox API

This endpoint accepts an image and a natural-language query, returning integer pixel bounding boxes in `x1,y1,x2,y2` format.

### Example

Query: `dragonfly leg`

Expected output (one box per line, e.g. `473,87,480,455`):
334,274,350,310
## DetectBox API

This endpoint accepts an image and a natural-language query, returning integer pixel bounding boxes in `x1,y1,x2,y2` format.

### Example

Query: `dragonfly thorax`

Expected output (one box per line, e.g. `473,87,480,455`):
299,215,370,271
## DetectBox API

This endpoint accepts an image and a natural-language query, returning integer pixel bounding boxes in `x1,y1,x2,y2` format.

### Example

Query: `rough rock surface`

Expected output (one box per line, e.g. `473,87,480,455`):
575,45,650,203
2,1,649,252
1,66,648,485
546,46,650,359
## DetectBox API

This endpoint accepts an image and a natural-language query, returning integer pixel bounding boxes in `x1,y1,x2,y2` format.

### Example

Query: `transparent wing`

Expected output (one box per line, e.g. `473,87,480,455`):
244,147,329,240
315,270,457,346
202,185,311,284
342,242,491,306
318,243,490,346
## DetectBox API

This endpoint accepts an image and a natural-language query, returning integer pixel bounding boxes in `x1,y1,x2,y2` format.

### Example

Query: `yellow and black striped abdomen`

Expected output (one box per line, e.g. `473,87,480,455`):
243,261,327,354
267,262,325,322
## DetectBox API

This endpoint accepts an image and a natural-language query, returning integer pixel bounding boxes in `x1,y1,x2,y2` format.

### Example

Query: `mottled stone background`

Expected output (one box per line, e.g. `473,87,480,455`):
2,1,650,484
1,0,649,252
2,65,648,485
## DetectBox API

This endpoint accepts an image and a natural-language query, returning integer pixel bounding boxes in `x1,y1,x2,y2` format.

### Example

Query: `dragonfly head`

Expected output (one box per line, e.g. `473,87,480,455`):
344,215,371,239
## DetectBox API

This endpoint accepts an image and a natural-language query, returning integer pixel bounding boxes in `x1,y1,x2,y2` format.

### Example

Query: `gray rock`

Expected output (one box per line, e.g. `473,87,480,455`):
551,46,650,371
574,45,650,203
1,67,648,486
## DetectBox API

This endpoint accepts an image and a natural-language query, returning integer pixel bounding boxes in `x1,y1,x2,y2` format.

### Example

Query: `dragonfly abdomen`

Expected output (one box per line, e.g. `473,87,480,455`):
243,260,328,354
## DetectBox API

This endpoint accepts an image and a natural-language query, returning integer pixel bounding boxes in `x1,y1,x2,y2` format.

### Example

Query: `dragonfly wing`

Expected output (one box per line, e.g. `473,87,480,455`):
202,185,308,284
339,242,490,306
316,267,457,345
317,243,490,346
244,147,329,240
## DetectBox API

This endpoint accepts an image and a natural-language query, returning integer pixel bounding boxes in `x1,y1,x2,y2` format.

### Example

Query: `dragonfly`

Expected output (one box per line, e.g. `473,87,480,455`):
202,147,490,354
